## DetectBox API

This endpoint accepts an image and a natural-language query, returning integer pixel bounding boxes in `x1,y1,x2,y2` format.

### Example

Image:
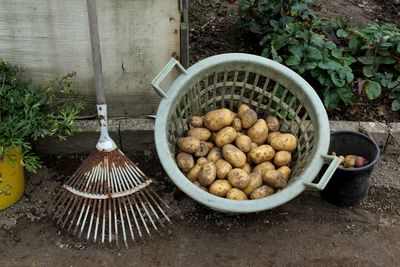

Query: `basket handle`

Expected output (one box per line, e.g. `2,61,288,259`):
151,58,187,98
303,155,341,191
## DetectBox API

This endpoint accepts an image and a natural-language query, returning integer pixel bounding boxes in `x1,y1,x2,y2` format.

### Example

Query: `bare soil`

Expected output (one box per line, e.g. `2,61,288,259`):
189,0,400,123
1,149,400,266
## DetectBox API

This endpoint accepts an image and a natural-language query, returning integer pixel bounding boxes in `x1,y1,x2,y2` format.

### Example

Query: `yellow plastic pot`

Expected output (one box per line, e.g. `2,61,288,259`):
0,147,25,210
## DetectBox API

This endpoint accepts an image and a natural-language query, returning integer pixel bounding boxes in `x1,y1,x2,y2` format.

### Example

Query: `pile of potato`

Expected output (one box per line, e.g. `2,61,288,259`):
175,104,298,200
332,152,368,168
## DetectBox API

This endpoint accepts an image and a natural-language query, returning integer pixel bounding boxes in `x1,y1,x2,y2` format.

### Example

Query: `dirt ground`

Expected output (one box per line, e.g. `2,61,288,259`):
1,149,400,266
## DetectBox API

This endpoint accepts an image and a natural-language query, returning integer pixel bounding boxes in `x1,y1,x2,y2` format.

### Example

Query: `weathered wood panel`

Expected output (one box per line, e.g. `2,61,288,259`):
0,0,180,117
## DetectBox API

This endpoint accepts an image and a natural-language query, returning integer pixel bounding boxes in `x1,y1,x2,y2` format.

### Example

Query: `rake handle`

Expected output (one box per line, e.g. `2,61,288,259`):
87,0,106,105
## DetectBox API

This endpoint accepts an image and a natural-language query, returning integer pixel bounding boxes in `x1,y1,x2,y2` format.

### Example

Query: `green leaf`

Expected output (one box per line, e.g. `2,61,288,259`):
306,46,322,60
249,20,261,34
311,34,325,47
323,90,340,110
336,29,349,38
392,99,400,111
396,154,400,164
358,56,375,65
348,36,361,52
286,55,302,66
362,65,379,78
397,43,400,53
288,45,303,57
329,71,346,87
324,41,337,50
318,57,342,70
304,62,318,70
337,87,354,105
376,56,396,65
331,49,342,59
364,81,382,100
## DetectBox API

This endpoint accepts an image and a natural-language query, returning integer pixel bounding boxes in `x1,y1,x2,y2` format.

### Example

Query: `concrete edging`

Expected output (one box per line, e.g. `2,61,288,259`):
34,118,400,155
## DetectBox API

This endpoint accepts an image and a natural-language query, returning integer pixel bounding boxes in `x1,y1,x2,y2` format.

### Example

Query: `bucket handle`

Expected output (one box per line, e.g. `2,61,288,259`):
151,58,187,98
303,155,341,191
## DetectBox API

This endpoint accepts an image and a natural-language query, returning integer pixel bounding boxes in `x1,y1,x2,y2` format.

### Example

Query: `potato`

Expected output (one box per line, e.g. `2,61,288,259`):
194,141,210,157
215,159,232,179
235,134,252,152
273,150,292,167
355,156,367,167
270,133,297,152
176,152,194,172
187,127,211,141
209,180,232,197
196,157,208,166
193,181,208,192
207,147,223,163
265,116,280,132
277,166,292,179
266,131,282,144
250,145,275,164
215,127,237,148
206,141,215,151
250,185,275,199
344,155,356,168
237,104,250,119
189,116,204,128
198,162,217,186
222,144,247,168
226,188,248,200
246,142,258,164
227,168,251,189
203,108,235,131
241,109,258,129
243,172,263,196
339,155,345,165
177,136,200,153
263,170,287,189
187,164,201,181
231,118,243,132
242,163,252,174
247,119,269,145
253,161,275,176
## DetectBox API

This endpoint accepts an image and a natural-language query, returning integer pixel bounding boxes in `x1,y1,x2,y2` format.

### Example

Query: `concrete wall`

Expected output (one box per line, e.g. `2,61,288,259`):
0,0,181,117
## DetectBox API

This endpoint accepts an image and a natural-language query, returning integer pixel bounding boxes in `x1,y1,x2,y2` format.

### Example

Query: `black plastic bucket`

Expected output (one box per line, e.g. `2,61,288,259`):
320,131,380,207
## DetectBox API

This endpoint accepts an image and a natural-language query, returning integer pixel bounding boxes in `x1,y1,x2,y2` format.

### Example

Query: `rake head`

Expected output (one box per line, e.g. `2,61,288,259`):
52,149,171,247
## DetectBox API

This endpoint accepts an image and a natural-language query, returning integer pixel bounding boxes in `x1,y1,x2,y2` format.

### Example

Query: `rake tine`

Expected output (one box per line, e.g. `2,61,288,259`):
137,193,158,231
144,189,171,224
113,166,128,247
134,195,150,236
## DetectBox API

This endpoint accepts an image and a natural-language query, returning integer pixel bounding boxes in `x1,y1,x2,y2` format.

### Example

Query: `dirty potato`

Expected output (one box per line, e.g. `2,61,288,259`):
207,147,223,163
242,163,252,174
344,155,356,168
243,172,263,196
187,127,212,141
194,141,210,157
250,185,275,199
247,119,269,145
270,133,297,152
222,144,247,168
273,151,292,167
277,166,292,179
196,157,208,166
176,152,194,172
189,116,204,128
241,109,258,129
227,168,251,189
265,116,280,132
237,104,250,119
187,164,201,181
226,188,248,200
215,126,237,148
250,145,275,164
235,134,252,153
263,169,288,189
266,131,282,144
215,159,233,179
198,162,217,186
203,108,235,131
253,161,275,176
177,136,200,153
231,117,243,132
209,180,232,197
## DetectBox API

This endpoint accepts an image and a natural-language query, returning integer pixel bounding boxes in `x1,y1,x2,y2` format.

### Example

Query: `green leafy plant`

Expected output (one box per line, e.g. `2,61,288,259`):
0,59,84,172
236,0,400,111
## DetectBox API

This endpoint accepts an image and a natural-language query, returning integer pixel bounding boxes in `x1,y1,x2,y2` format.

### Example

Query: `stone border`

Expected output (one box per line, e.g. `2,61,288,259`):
33,118,400,155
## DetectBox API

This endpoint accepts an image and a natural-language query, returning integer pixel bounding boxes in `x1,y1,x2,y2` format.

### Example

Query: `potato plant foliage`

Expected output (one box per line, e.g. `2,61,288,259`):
237,0,400,111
